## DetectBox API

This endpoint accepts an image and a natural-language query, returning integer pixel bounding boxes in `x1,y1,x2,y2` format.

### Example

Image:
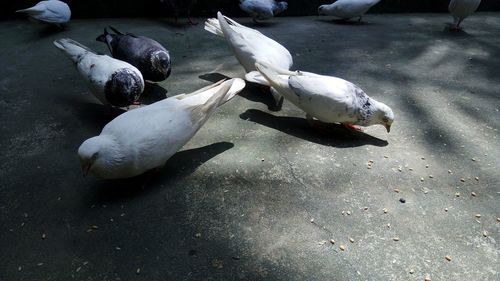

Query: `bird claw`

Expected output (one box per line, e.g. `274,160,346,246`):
343,123,363,132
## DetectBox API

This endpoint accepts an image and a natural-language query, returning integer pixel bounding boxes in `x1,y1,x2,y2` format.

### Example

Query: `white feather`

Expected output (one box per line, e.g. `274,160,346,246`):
255,61,394,129
204,12,293,87
78,78,246,179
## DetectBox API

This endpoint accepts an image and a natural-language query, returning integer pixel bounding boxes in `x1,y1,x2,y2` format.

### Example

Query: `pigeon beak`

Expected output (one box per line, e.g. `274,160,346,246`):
82,163,91,177
385,124,391,133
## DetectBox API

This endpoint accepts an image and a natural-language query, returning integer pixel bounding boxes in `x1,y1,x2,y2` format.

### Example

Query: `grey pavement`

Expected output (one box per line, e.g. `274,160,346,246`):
0,13,499,281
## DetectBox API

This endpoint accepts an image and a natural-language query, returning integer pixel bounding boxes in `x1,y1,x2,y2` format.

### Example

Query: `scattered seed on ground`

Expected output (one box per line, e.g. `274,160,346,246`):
444,208,449,212
483,230,489,237
384,155,389,158
429,175,434,178
41,233,46,239
136,268,141,274
393,237,400,241
497,217,500,222
448,170,452,174
349,237,355,243
383,208,388,214
425,164,429,168
394,188,400,193
474,177,479,181
455,192,460,197
18,266,22,271
387,223,391,228
425,276,432,281
471,192,477,197
421,157,425,160
420,177,425,182
318,240,327,245
471,158,477,161
445,256,452,261
330,239,335,244
460,178,466,182
76,266,81,272
310,218,315,223
475,214,481,218
409,269,415,274
399,198,406,203
195,233,202,238
346,211,351,215
339,245,346,251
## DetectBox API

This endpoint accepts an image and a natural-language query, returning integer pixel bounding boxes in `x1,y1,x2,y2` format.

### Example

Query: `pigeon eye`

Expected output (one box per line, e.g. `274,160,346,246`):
382,117,389,123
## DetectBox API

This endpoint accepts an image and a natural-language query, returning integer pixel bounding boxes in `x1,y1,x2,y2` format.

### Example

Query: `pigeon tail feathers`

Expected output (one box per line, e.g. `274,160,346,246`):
53,38,96,61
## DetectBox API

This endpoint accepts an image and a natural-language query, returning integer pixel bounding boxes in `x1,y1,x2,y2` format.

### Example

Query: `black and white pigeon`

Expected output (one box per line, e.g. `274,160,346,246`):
239,0,288,23
96,27,172,83
255,61,394,133
78,78,245,179
448,0,481,31
53,38,145,107
318,0,381,22
16,0,71,28
159,0,198,25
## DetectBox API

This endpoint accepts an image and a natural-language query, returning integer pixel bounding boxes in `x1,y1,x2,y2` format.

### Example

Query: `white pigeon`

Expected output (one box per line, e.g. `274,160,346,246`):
205,12,293,108
78,78,245,179
53,38,145,107
448,0,481,30
255,61,394,133
318,0,381,22
16,0,71,28
239,0,288,22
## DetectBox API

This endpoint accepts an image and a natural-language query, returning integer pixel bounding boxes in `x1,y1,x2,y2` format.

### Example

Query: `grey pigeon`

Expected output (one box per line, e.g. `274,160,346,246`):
239,0,288,23
53,38,144,107
96,26,172,82
16,0,71,28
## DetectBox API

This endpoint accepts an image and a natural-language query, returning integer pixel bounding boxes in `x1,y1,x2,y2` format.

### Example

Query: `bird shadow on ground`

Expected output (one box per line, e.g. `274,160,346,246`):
83,142,234,204
199,72,231,83
440,25,474,37
239,83,282,112
240,109,388,148
140,82,169,105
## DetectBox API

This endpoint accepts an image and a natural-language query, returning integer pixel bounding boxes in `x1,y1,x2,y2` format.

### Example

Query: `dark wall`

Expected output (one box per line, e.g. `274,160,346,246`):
2,0,499,20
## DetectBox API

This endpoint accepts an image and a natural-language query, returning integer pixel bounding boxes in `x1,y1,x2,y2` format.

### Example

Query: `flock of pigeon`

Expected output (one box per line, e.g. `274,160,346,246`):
15,0,482,180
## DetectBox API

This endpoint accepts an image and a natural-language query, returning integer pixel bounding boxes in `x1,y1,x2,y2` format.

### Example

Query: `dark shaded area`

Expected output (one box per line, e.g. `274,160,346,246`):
140,82,168,104
2,0,500,20
240,109,389,147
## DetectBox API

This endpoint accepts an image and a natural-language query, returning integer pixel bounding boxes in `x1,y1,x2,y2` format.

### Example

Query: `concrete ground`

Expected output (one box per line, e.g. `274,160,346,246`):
0,13,499,281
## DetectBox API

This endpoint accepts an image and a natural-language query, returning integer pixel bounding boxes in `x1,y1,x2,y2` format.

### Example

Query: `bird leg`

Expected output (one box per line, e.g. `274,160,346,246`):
342,123,363,132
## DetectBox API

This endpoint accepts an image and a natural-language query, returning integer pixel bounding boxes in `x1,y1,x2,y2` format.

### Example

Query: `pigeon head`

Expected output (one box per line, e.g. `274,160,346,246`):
105,69,144,107
372,102,394,133
151,50,172,79
78,135,123,178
